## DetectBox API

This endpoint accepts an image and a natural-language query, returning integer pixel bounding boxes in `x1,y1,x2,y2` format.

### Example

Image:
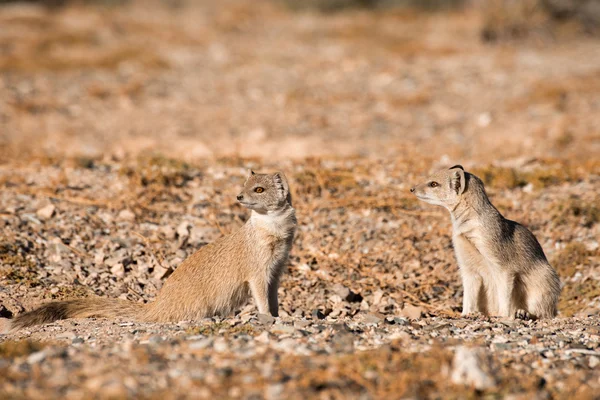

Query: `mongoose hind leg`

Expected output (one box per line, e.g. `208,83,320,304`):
494,270,517,318
461,273,484,316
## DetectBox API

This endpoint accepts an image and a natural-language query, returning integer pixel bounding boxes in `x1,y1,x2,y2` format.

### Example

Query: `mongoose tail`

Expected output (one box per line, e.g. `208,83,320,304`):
7,298,145,332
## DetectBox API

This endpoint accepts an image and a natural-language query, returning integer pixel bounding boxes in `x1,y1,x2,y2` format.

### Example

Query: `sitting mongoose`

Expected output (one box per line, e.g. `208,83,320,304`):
410,165,560,319
1,171,296,333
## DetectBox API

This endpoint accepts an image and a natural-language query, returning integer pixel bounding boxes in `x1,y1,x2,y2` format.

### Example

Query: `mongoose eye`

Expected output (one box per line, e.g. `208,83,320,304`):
254,187,264,193
429,182,439,188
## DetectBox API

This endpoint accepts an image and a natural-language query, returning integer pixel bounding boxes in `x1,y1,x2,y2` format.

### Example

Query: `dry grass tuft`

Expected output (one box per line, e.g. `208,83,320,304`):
121,155,196,188
553,242,591,277
551,196,600,228
472,166,527,189
553,242,596,316
42,285,91,301
0,242,41,288
185,322,259,337
472,163,584,190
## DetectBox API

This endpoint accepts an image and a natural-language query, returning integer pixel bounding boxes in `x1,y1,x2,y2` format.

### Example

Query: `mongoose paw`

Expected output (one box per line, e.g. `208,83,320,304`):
514,309,534,320
462,312,486,320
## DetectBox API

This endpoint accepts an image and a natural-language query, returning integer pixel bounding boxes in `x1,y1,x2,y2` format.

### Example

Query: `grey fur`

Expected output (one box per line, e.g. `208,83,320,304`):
411,167,561,319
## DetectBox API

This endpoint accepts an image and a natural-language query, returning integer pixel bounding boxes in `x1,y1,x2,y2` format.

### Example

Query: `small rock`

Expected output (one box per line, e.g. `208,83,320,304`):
398,304,423,319
36,204,55,220
311,309,326,320
0,318,12,334
451,346,497,390
294,320,311,329
255,331,270,344
332,330,355,352
332,283,363,303
117,209,135,221
266,383,284,400
22,213,42,225
213,338,228,352
589,356,600,369
27,350,47,364
150,336,164,344
362,312,383,325
270,324,295,335
372,289,385,306
189,338,213,350
72,337,84,344
56,331,76,340
110,263,125,278
153,265,173,280
257,314,275,326
176,221,192,238
393,317,410,326
160,225,176,240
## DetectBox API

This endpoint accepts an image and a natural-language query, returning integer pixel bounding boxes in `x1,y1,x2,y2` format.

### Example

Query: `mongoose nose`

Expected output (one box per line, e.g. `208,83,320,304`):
410,187,415,193
236,194,244,201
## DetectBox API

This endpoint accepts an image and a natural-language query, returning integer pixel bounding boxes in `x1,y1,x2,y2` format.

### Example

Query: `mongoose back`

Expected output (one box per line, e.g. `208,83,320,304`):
1,171,296,333
410,165,560,319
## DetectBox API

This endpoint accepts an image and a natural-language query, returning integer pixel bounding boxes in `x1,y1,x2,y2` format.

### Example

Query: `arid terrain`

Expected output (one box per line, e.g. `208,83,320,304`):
0,0,599,399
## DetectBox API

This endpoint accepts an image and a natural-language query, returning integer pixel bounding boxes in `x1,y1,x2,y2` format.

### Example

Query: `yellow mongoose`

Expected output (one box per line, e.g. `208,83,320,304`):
410,165,560,319
1,171,296,332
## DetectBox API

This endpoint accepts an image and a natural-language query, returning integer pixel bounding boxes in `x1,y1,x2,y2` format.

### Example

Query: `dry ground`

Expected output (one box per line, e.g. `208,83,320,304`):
0,0,599,399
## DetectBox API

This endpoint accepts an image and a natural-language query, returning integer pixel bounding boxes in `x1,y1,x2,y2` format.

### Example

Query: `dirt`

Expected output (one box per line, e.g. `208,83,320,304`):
0,0,599,399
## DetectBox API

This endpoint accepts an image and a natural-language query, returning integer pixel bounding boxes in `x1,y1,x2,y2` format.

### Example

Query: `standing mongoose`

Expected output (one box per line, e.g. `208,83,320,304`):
1,170,296,333
410,165,560,319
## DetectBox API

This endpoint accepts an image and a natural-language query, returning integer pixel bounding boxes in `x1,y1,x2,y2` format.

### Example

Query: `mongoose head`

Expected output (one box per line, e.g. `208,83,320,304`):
236,170,292,213
410,165,467,209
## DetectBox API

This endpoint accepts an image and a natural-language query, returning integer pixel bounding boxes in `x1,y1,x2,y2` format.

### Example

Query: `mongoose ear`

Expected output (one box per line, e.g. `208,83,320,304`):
451,168,466,195
248,169,256,177
273,172,292,206
449,165,464,171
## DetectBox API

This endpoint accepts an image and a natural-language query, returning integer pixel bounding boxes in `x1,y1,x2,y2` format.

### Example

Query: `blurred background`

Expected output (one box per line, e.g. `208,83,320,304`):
0,0,599,163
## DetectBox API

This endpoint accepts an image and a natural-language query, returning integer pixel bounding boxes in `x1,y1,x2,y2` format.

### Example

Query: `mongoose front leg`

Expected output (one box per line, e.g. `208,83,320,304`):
496,271,515,317
249,278,271,315
461,272,483,316
267,275,280,317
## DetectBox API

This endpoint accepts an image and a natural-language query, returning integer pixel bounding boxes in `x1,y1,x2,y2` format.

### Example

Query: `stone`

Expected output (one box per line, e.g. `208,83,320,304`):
176,221,192,239
27,350,47,364
270,324,295,335
398,304,423,319
362,312,383,325
451,346,497,390
117,209,135,221
311,309,326,320
257,314,275,326
110,263,125,278
36,204,55,220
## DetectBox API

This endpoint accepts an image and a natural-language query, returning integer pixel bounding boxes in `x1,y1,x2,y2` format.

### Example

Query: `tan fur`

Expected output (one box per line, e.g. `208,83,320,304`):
3,171,296,333
411,165,560,319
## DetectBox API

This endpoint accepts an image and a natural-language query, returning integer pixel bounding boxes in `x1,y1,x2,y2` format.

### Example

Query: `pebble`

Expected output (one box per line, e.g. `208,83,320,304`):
451,346,497,390
36,204,56,220
257,314,275,326
27,351,47,364
117,209,135,221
